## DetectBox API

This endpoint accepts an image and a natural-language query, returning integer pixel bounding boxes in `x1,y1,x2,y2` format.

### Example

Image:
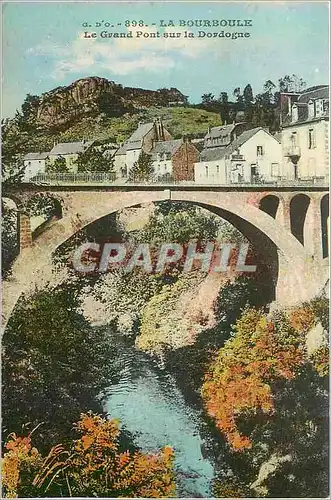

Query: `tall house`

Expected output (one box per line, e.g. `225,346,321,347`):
114,118,172,177
280,86,329,181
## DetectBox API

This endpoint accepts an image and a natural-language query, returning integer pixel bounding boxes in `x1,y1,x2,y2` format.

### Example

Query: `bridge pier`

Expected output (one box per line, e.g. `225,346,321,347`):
19,214,32,251
304,196,323,261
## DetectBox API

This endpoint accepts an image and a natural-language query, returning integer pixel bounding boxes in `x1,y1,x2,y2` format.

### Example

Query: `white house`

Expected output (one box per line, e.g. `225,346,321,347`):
23,152,49,182
23,152,49,181
280,86,329,181
48,140,94,172
150,138,200,181
150,139,181,179
114,118,172,178
194,127,282,184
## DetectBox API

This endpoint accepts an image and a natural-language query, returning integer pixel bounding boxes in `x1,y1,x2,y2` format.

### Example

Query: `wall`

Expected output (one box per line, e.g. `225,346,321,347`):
235,130,283,183
23,159,47,181
172,142,199,181
126,149,141,173
281,120,329,180
114,154,127,177
194,159,227,184
48,153,79,173
152,159,173,178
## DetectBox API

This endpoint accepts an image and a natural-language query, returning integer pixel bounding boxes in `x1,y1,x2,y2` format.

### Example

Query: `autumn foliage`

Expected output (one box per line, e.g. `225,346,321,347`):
202,306,327,452
2,413,176,498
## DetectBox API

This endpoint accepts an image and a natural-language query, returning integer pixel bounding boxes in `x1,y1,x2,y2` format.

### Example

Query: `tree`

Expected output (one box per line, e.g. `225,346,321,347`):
219,92,228,104
2,413,176,498
75,145,113,172
128,150,154,182
201,93,216,108
201,303,328,449
2,286,117,450
46,155,68,173
243,84,254,105
233,87,243,104
278,74,306,93
21,94,40,121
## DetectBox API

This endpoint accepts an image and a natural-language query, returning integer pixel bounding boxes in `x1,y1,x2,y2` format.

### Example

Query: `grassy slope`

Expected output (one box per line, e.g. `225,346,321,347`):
30,107,221,152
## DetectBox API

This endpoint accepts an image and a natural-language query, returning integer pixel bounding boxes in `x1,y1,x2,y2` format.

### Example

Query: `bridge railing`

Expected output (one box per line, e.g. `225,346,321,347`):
29,172,118,184
26,173,329,187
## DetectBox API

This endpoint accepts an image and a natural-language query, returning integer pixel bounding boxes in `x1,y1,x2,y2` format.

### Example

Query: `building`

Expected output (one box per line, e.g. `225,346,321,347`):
114,118,172,178
280,86,329,181
150,138,200,181
224,127,283,183
193,122,253,183
194,127,282,184
203,122,251,150
48,140,94,172
23,152,49,181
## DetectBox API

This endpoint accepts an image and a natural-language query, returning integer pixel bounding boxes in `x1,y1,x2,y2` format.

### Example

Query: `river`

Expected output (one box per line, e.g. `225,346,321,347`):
104,335,217,497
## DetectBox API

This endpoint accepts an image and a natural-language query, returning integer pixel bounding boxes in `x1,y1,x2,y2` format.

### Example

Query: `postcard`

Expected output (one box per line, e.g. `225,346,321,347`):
1,1,329,498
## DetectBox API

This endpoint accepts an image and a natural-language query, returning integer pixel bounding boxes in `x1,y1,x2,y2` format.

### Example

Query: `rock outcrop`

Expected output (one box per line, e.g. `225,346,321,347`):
31,76,187,129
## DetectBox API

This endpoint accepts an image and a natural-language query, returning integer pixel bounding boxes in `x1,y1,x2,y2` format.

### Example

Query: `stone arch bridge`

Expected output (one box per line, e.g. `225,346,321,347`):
2,183,329,327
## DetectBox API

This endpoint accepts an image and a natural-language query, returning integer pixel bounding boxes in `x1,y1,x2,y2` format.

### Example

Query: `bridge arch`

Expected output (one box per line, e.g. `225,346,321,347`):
259,194,280,219
290,193,311,245
3,189,321,329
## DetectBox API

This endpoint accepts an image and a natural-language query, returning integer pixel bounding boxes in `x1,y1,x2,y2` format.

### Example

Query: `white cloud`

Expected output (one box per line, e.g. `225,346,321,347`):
27,26,215,80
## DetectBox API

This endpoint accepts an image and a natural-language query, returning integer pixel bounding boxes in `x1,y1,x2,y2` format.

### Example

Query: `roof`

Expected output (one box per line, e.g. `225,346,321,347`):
205,124,237,140
274,132,282,143
225,127,278,156
116,122,156,155
49,141,93,155
129,122,155,141
150,139,182,160
298,86,329,103
24,152,49,161
199,147,227,162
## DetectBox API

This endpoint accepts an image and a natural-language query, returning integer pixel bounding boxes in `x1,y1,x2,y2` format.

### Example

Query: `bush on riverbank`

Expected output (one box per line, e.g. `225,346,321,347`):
2,285,117,451
2,413,176,498
202,299,329,497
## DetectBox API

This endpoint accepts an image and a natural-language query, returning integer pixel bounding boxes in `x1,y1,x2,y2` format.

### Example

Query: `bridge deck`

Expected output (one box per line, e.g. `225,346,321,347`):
16,181,329,192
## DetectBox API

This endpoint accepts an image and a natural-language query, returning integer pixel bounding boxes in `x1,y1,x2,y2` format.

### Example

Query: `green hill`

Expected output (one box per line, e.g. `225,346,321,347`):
11,106,221,155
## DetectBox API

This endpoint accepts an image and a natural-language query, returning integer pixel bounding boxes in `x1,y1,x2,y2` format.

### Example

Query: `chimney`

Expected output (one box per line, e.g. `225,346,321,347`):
208,126,211,133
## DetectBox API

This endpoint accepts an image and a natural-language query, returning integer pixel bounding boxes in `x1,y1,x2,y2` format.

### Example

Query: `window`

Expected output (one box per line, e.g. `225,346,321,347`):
292,105,298,122
205,166,209,177
290,132,297,147
308,128,315,149
257,146,264,156
315,99,322,118
271,163,279,177
308,100,315,119
323,100,329,114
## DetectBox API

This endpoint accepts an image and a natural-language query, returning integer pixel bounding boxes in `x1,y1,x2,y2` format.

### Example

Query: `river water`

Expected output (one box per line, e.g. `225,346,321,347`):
105,336,216,497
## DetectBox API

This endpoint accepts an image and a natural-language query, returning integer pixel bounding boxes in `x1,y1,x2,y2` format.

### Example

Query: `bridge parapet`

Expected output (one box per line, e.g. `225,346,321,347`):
25,172,329,188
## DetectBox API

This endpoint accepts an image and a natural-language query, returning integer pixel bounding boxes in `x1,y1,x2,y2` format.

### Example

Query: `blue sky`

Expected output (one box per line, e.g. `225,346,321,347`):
2,1,329,117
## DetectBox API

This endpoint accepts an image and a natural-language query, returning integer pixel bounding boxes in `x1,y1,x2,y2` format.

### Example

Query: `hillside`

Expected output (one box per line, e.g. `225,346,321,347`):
24,76,189,130
8,106,222,156
3,76,223,158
